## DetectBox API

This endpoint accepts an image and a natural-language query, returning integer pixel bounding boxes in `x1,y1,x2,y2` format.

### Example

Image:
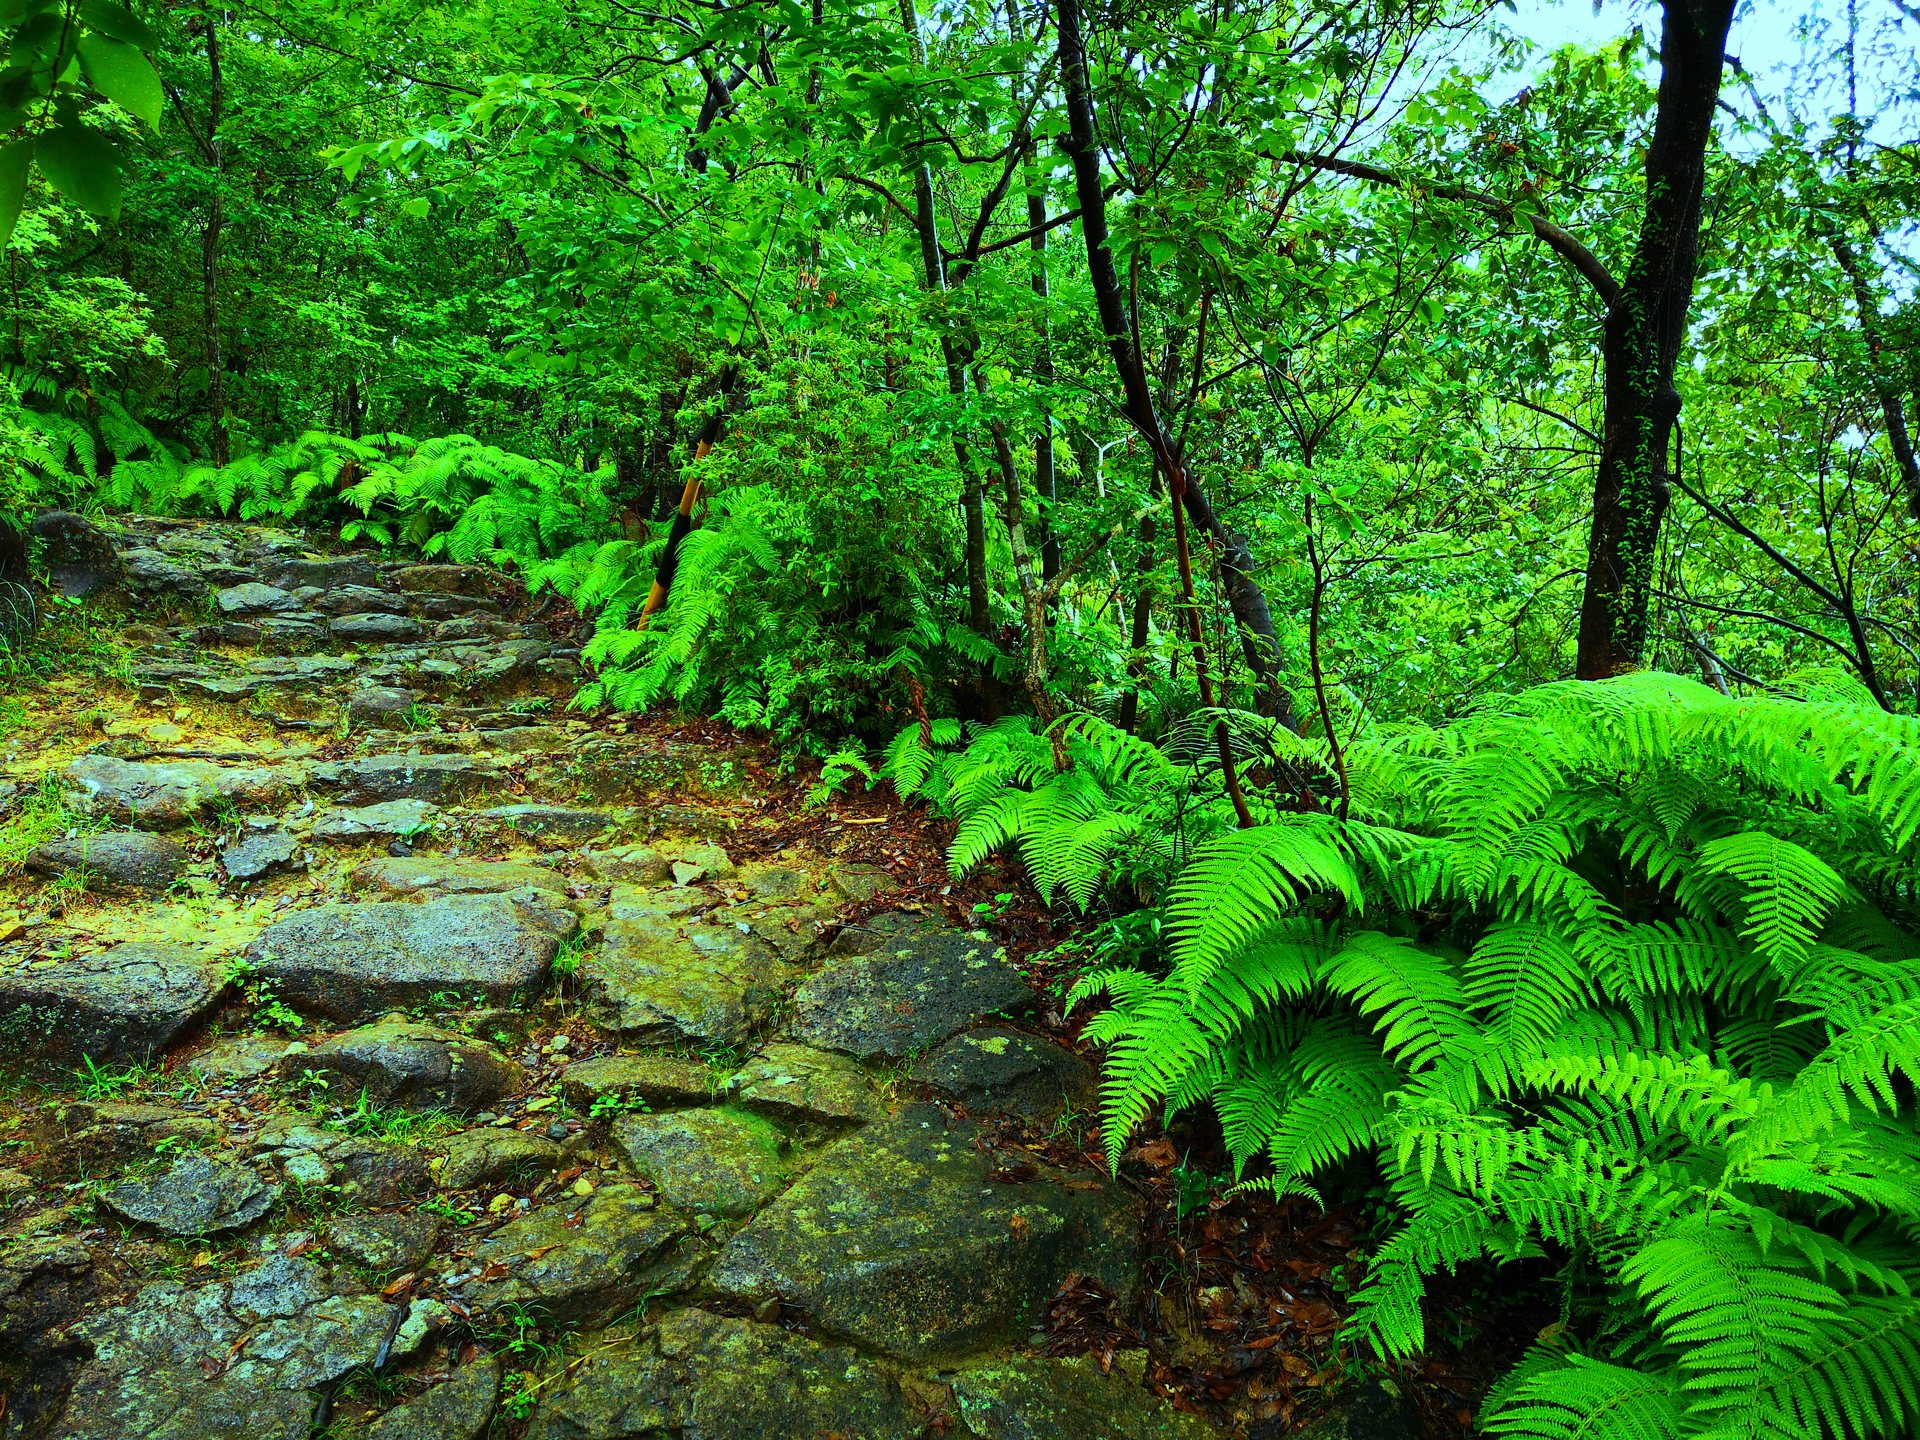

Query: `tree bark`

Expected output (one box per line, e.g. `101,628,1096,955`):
1573,0,1737,679
202,10,227,465
1054,0,1295,727
1828,229,1920,519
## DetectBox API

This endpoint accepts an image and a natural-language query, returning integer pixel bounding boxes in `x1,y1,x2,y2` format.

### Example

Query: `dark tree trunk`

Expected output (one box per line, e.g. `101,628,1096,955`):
1574,0,1737,679
1054,0,1295,727
1829,230,1920,519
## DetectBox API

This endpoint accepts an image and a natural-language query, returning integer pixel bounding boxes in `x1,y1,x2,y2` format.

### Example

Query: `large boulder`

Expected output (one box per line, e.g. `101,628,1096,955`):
308,754,500,805
99,1153,279,1237
710,1106,1138,1361
788,915,1029,1060
66,755,301,827
444,1187,693,1328
582,910,785,1045
609,1108,791,1217
0,943,225,1063
56,1255,435,1440
244,890,571,1021
293,1019,524,1114
26,831,189,894
523,1309,924,1440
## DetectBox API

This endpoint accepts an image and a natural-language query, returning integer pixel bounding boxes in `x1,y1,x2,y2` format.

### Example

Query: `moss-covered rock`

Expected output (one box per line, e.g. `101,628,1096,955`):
948,1353,1215,1438
709,1105,1138,1361
610,1107,791,1217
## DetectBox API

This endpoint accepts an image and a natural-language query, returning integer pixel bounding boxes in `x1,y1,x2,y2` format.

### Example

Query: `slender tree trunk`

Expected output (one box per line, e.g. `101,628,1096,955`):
1573,0,1737,678
1828,230,1920,519
1118,471,1159,735
1054,0,1295,728
900,0,991,634
202,11,227,465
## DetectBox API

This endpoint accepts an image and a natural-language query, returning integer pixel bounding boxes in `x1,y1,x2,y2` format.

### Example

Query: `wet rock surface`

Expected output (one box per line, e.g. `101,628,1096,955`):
790,914,1030,1059
0,516,1224,1439
711,1106,1138,1360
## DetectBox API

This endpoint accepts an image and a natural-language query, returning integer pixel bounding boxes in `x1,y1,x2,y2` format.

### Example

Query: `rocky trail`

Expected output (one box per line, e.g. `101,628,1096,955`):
0,513,1238,1440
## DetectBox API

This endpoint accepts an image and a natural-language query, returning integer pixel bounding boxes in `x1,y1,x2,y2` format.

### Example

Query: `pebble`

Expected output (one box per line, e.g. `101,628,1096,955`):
546,1120,569,1141
388,840,413,857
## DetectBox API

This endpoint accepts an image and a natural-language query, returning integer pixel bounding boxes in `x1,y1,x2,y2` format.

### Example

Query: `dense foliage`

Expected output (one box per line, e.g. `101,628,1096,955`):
2,0,1917,1431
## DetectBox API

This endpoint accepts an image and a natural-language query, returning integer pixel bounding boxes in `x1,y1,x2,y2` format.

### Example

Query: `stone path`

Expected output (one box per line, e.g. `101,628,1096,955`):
0,515,1211,1439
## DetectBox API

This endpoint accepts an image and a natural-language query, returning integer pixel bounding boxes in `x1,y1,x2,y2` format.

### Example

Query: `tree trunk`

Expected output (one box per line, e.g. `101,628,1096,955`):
1053,0,1295,727
202,12,227,466
1573,0,1737,679
1828,229,1920,519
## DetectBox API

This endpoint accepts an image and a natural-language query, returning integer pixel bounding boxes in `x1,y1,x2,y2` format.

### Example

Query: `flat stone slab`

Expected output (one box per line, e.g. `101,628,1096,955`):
346,686,419,728
100,1153,280,1236
583,913,784,1045
350,855,569,898
244,890,573,1020
295,1019,524,1113
558,1053,715,1110
788,915,1028,1060
948,1353,1217,1439
726,1042,886,1126
26,831,189,893
330,612,424,642
367,1357,500,1440
447,1187,691,1327
523,1309,922,1440
66,755,301,826
215,582,296,616
221,827,302,881
0,943,225,1063
610,1107,791,1217
311,798,440,843
481,804,625,843
582,843,671,885
710,1106,1138,1360
58,1255,433,1440
435,1127,562,1190
309,754,501,805
324,1211,443,1274
913,1026,1097,1123
266,553,383,589
310,584,410,616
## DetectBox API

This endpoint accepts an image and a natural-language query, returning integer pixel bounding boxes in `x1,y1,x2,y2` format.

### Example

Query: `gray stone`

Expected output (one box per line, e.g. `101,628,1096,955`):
244,890,572,1021
330,612,424,642
826,863,896,903
448,1186,691,1327
710,1106,1138,1361
367,1357,500,1440
474,725,570,755
523,1308,922,1440
347,686,420,729
221,827,302,881
350,855,569,899
190,1033,297,1082
0,943,225,1063
58,1101,225,1168
310,754,501,805
215,582,297,616
314,585,409,616
325,1212,442,1274
250,1116,431,1205
583,912,784,1045
435,1127,562,1189
100,1153,280,1236
30,509,117,598
294,1019,524,1113
558,1053,715,1111
913,1027,1097,1123
662,840,735,884
394,563,489,596
790,916,1029,1060
66,755,301,826
482,804,624,843
1272,1382,1421,1440
610,1108,790,1217
726,1042,886,1126
582,843,670,885
26,831,189,893
57,1260,431,1440
265,553,382,590
311,798,440,843
118,546,207,600
948,1353,1216,1439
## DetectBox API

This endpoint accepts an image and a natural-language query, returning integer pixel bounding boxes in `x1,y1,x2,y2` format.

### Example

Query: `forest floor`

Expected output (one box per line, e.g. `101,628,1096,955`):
0,514,1530,1439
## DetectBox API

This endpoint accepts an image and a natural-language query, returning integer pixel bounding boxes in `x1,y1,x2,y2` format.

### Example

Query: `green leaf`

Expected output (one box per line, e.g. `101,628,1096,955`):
77,33,161,128
35,121,120,217
0,138,27,251
399,196,429,218
77,0,158,48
